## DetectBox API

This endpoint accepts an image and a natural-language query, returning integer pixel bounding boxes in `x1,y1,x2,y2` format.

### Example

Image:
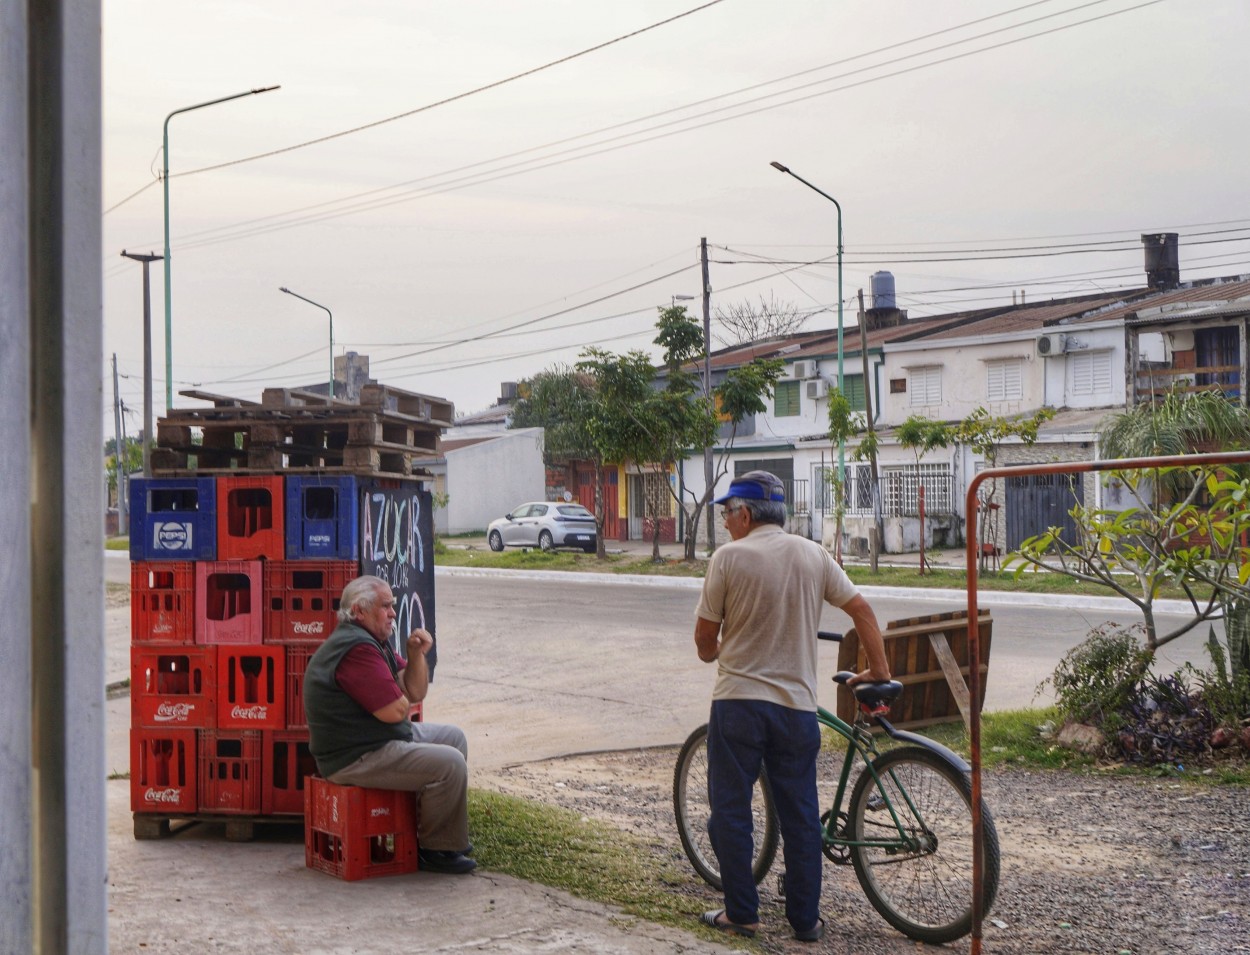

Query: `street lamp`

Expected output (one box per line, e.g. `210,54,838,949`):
770,161,845,486
120,250,163,475
279,287,335,398
671,293,696,308
163,85,280,410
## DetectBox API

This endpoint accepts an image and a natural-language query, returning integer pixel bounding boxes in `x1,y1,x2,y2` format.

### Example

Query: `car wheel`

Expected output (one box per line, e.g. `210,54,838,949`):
488,530,504,552
538,530,555,552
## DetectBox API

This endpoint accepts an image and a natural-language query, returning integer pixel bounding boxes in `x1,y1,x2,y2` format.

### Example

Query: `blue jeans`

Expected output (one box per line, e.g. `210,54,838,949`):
707,698,822,932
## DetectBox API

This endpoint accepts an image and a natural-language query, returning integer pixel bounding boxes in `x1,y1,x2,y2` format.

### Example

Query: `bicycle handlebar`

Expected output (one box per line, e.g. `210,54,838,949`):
817,630,842,642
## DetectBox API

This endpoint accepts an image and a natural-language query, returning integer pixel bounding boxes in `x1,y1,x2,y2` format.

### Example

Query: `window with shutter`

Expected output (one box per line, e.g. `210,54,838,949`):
908,366,941,406
1071,351,1112,397
774,380,800,417
986,359,1023,400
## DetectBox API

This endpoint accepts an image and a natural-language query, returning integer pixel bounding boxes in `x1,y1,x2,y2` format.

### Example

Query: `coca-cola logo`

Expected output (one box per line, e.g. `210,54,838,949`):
144,788,183,804
291,620,325,635
154,702,195,722
152,622,174,634
370,807,392,817
230,705,269,721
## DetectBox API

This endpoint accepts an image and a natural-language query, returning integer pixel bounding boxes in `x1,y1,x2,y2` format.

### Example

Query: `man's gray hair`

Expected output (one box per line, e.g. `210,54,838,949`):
338,575,389,624
728,496,787,528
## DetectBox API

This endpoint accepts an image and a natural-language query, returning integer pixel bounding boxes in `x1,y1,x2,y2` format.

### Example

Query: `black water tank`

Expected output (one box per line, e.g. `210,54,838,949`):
1141,233,1179,288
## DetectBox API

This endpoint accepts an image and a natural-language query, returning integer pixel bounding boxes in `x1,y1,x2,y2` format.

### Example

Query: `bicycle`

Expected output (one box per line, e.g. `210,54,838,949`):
673,631,1000,945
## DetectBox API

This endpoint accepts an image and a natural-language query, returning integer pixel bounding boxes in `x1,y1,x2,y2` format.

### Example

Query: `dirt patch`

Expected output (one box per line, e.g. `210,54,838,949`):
482,747,1249,955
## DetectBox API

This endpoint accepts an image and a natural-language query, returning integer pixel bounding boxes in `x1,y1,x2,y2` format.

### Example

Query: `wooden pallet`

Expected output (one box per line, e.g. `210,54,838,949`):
151,385,449,478
133,811,302,842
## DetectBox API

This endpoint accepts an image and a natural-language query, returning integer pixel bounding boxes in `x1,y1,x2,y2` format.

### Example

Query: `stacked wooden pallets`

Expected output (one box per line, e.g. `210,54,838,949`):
150,385,453,478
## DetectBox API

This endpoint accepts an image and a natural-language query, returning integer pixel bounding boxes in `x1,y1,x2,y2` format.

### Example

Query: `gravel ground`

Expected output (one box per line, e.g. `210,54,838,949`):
482,747,1249,955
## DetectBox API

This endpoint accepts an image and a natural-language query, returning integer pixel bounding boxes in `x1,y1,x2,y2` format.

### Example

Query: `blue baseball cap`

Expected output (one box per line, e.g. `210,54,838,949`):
714,470,785,504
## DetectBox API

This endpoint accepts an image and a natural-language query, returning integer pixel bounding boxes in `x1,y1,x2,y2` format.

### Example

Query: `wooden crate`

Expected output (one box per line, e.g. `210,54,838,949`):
837,609,992,730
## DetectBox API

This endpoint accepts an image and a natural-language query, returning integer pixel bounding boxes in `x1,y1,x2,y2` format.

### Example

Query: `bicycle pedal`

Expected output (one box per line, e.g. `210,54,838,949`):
776,872,786,898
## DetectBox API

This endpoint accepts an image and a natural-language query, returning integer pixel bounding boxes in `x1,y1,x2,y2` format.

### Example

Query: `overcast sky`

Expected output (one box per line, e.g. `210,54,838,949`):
102,0,1250,430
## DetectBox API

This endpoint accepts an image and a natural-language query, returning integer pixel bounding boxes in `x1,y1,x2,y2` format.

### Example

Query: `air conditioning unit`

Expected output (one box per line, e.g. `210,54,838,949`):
805,379,829,400
1036,333,1067,357
790,359,817,379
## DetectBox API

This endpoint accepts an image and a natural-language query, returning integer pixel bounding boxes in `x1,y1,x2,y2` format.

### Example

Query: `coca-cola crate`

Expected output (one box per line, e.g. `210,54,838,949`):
263,560,353,644
198,729,263,814
195,560,263,645
130,728,197,814
131,561,195,645
217,475,285,561
216,646,285,730
304,776,418,881
131,647,215,729
285,645,316,730
262,730,316,815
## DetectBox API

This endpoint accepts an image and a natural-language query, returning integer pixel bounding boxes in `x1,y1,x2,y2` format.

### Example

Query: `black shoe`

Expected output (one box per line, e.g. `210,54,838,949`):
418,848,476,874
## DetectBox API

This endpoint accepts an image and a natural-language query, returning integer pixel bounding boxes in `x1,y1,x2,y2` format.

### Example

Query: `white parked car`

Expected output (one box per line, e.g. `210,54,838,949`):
487,502,598,553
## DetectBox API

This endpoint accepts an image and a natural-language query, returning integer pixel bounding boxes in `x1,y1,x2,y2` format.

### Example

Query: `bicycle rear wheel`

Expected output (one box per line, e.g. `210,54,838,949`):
848,746,1000,945
672,723,779,890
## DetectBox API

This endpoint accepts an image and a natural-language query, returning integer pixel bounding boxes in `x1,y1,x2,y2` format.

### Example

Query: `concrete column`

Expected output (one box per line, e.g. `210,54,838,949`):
3,1,107,951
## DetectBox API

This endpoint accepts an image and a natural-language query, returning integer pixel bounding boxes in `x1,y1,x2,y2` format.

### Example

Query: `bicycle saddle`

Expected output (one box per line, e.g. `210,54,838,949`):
833,671,904,710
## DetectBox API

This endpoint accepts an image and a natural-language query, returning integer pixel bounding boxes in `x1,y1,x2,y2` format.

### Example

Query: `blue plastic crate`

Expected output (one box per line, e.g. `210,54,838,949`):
130,477,217,561
285,476,359,560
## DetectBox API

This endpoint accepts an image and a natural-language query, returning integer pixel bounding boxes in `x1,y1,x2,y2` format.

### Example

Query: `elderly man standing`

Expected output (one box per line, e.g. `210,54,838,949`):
304,574,475,874
693,471,892,941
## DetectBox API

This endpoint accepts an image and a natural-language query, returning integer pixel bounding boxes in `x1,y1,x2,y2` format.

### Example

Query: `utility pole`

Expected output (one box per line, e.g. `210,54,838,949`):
111,354,127,535
701,237,715,553
857,289,880,571
120,251,161,475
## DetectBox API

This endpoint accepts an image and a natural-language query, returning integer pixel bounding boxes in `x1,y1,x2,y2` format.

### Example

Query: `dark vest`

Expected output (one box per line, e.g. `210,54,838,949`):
304,620,413,777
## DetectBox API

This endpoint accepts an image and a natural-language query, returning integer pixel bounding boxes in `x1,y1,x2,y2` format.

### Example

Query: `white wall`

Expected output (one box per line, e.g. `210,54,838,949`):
445,427,545,534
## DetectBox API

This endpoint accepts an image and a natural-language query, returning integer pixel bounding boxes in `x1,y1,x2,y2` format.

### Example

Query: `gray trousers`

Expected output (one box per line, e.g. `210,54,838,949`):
327,722,469,852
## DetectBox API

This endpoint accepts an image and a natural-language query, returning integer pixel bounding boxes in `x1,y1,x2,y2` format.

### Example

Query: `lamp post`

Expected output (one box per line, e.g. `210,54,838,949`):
163,85,279,410
770,161,845,486
279,287,335,397
120,250,163,475
671,293,696,308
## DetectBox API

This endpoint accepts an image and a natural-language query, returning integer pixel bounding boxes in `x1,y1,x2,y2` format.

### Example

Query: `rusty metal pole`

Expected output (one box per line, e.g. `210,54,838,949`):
964,449,1250,955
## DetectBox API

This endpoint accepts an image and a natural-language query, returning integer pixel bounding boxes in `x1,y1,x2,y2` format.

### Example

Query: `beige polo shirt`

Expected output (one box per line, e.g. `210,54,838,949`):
696,524,859,710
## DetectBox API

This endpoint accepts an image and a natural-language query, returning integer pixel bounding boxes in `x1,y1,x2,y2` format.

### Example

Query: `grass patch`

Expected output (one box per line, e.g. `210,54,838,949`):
467,789,729,941
437,547,704,577
105,536,129,551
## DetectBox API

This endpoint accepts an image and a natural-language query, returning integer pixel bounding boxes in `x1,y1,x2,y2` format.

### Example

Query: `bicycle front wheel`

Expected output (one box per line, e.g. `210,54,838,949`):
848,746,1000,945
672,723,779,890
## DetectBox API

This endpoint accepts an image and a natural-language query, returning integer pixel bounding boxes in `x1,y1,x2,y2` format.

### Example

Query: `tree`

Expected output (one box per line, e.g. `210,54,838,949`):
713,293,809,346
894,415,951,574
104,436,143,501
510,366,611,558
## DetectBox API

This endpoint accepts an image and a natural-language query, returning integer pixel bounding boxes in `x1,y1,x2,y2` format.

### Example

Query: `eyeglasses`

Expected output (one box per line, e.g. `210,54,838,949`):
721,505,744,519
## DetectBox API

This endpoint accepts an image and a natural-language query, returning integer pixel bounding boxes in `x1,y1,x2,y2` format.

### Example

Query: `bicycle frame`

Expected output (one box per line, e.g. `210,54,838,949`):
814,703,969,853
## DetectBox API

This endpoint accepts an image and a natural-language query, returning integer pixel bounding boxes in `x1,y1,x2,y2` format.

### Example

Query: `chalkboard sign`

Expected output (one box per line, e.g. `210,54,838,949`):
358,481,437,678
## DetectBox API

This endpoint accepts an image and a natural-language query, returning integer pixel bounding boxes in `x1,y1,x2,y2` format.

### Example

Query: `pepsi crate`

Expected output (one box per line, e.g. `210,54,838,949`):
131,646,215,730
262,730,315,815
131,561,195,645
304,777,418,881
285,644,315,730
198,729,263,814
216,646,285,730
263,560,353,644
195,561,263,645
131,728,197,814
129,477,216,561
285,476,359,560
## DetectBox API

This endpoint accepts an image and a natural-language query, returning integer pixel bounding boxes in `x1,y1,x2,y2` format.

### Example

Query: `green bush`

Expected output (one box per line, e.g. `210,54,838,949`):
1041,623,1154,731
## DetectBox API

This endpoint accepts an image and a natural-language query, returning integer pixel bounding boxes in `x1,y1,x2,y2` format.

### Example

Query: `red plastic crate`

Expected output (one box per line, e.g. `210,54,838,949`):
131,647,215,729
285,645,316,730
131,561,195,644
263,560,354,644
262,730,316,815
304,776,418,881
130,728,197,814
217,475,285,561
198,729,263,814
216,646,285,730
195,560,263,645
